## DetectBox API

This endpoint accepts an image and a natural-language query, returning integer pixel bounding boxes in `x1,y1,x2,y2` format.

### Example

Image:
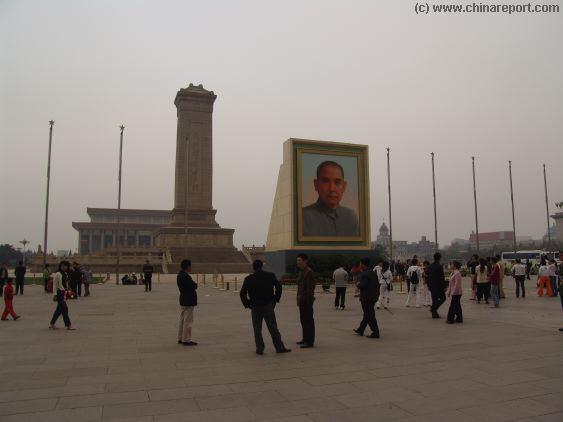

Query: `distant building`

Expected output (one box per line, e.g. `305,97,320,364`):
469,231,514,249
372,221,436,261
72,208,170,255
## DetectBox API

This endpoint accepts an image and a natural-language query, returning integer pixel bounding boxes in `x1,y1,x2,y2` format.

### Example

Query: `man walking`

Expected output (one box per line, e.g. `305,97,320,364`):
296,253,316,348
14,261,26,295
240,260,291,355
142,260,154,292
333,265,348,310
354,257,380,338
428,253,446,319
177,259,197,346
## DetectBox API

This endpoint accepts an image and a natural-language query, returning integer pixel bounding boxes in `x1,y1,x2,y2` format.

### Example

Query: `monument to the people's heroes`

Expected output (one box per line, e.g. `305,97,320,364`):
154,84,249,273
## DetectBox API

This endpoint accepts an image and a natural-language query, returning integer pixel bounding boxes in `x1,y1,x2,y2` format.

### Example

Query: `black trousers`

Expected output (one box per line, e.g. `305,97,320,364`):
77,280,82,297
44,277,49,292
144,274,152,291
50,292,71,327
251,303,285,352
514,276,525,298
476,283,490,301
15,279,24,295
334,287,346,308
430,289,446,314
69,280,77,298
447,295,463,322
357,300,379,335
299,302,315,345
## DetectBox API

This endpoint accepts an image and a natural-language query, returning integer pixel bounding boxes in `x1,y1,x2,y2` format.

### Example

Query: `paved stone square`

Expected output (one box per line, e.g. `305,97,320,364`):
1,276,562,422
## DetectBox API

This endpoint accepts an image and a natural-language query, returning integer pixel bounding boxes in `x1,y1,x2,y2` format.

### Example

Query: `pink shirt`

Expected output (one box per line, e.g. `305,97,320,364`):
448,270,463,296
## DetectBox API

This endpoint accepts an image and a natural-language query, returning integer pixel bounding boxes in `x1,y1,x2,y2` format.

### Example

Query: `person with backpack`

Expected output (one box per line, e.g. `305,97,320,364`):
405,258,423,308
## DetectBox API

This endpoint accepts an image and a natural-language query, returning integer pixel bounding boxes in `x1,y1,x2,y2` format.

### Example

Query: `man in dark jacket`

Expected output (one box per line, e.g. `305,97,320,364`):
177,259,197,346
240,260,291,355
354,257,380,338
428,253,446,319
70,262,83,298
142,260,154,292
296,253,316,348
14,261,26,295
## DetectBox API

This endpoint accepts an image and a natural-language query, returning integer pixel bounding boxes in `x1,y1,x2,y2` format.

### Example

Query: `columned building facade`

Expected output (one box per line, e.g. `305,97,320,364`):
72,208,170,254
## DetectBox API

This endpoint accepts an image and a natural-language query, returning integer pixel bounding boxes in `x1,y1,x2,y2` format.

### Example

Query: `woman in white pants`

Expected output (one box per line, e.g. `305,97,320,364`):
405,259,423,307
377,261,392,309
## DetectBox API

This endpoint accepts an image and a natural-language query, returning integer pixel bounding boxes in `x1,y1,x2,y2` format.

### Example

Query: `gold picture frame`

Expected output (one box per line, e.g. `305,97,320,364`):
292,139,370,247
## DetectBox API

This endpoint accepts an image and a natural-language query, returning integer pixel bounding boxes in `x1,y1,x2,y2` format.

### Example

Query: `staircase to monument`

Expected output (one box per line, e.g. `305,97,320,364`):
167,247,250,273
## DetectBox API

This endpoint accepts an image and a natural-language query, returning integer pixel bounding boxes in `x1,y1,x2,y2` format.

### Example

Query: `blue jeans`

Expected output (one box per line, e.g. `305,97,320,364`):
490,284,500,306
550,276,557,297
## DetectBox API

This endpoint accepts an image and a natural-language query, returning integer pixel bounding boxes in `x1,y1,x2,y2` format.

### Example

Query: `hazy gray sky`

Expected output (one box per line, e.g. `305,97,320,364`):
1,0,562,253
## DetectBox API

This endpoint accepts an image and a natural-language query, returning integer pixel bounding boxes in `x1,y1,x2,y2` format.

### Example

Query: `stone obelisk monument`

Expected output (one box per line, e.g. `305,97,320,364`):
155,84,249,272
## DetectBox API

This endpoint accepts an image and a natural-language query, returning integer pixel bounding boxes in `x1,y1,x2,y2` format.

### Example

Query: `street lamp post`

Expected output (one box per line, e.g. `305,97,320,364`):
543,164,551,248
19,239,29,266
43,120,54,267
184,136,189,260
508,161,517,254
115,125,124,285
386,148,393,262
472,157,480,254
431,152,438,252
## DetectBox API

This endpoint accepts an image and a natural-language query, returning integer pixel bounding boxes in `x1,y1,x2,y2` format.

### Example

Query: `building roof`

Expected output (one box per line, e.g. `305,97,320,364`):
379,221,389,234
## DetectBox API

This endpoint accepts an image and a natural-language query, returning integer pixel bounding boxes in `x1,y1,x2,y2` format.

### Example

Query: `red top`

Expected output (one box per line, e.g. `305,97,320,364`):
3,283,14,301
489,264,500,285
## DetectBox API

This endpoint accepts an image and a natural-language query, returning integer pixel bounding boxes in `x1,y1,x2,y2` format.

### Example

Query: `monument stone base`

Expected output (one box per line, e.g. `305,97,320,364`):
264,249,380,279
154,226,250,273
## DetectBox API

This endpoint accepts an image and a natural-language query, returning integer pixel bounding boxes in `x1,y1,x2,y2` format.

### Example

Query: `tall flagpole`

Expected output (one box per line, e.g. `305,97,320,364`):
43,120,55,267
386,148,393,262
472,157,480,255
116,125,124,285
431,152,438,252
508,161,517,253
543,164,551,248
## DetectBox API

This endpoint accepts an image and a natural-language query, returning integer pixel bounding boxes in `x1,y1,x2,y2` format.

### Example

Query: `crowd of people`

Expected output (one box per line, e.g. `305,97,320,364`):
1,252,561,355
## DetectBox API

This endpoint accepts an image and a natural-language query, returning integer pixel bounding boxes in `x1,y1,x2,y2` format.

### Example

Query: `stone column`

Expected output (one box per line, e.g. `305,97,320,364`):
171,84,218,227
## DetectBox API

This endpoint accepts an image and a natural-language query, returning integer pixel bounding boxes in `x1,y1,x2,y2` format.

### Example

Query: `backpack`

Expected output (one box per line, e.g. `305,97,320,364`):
410,268,419,284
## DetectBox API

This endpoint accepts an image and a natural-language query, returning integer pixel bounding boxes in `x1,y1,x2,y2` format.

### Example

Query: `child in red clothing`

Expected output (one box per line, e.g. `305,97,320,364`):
2,278,20,320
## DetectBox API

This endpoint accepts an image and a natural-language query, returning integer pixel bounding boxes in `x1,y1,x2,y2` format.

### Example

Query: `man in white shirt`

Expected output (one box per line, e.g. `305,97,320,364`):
333,266,349,310
405,258,423,308
511,259,526,298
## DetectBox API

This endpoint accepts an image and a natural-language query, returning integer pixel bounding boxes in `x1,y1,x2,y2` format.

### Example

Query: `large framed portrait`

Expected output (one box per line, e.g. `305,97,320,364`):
292,139,370,246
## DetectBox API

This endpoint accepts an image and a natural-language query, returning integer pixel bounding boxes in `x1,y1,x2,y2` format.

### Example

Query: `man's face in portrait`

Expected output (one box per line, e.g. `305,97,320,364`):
313,164,347,209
